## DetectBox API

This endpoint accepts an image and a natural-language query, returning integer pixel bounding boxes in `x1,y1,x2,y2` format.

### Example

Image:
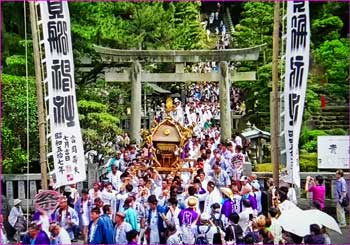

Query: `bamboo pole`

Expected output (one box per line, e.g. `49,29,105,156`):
29,2,48,190
271,1,280,189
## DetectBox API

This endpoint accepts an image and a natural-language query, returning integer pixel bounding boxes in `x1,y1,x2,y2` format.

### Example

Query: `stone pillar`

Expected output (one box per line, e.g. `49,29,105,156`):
219,61,232,143
130,61,142,146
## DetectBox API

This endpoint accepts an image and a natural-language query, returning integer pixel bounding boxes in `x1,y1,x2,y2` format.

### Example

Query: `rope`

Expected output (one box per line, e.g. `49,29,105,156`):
24,0,30,230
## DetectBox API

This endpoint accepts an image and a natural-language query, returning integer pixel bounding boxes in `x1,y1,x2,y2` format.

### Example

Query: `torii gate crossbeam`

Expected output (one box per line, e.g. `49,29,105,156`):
94,45,265,145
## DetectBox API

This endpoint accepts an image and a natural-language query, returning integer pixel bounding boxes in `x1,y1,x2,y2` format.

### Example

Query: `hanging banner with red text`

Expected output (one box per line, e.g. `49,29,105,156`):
39,1,86,187
284,1,310,188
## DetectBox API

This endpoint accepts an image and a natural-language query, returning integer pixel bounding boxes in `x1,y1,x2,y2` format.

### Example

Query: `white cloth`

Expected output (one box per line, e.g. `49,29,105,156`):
239,207,254,233
82,201,90,226
149,210,160,244
287,187,298,205
203,188,222,215
165,207,181,230
56,227,71,244
8,206,23,228
89,222,97,243
193,225,217,244
115,222,132,244
101,189,117,206
88,189,102,203
38,214,50,237
107,171,123,192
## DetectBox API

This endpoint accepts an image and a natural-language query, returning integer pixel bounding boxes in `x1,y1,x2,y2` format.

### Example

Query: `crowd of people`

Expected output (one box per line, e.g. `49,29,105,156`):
4,167,347,245
3,78,348,244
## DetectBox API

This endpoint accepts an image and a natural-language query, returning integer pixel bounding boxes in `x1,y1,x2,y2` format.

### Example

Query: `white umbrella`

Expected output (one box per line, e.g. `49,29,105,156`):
278,207,342,237
278,206,311,237
303,209,342,234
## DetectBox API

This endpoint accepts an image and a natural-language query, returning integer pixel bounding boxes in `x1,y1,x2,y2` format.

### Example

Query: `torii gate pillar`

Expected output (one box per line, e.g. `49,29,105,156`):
130,61,142,145
219,61,232,143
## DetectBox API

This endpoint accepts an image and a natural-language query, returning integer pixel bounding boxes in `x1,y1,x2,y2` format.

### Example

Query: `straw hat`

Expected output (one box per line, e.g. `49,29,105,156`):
187,196,198,208
14,199,22,206
220,187,233,199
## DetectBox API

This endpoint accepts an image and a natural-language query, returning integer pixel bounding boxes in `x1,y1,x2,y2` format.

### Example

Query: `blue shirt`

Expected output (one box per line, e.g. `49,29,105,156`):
335,177,347,201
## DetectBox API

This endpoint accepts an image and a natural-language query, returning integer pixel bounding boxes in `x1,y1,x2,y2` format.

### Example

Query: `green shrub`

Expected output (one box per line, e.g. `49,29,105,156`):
325,128,347,135
300,153,318,172
255,153,317,172
255,163,282,172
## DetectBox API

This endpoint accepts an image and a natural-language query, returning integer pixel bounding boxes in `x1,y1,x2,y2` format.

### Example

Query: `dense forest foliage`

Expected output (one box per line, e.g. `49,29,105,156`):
2,2,349,173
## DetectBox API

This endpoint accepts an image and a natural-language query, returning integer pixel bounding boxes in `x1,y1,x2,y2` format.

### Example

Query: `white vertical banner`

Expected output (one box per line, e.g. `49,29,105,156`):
39,1,86,187
284,1,310,188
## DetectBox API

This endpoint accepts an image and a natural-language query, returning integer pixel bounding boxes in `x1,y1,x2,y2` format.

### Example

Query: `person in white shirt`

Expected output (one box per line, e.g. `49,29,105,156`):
107,164,123,192
234,132,242,147
115,212,132,244
238,199,254,234
163,198,181,231
88,182,102,203
193,213,218,245
8,199,26,241
166,223,183,245
101,182,118,206
49,223,71,245
203,181,222,215
268,208,282,245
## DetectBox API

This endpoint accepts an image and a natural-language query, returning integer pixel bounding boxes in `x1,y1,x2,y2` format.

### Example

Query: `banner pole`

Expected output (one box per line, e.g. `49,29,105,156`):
29,1,48,190
271,1,280,190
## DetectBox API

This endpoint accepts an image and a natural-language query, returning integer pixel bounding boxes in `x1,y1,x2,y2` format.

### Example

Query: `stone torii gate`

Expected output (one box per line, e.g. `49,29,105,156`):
94,45,265,145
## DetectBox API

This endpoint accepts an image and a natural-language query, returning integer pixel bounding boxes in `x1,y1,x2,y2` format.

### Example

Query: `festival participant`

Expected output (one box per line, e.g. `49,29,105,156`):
146,195,167,245
8,199,26,241
74,188,92,243
88,182,102,203
193,213,217,245
99,204,115,244
208,163,231,188
238,199,254,234
251,180,262,214
268,208,282,245
115,212,132,244
88,207,103,244
23,223,50,245
93,197,104,214
49,223,71,245
203,181,222,215
32,209,50,237
107,164,123,192
220,187,235,221
304,224,325,244
178,197,199,245
126,229,139,245
101,182,118,207
305,175,326,210
163,197,181,231
123,196,140,232
224,212,244,244
53,197,79,242
240,185,257,215
166,223,182,244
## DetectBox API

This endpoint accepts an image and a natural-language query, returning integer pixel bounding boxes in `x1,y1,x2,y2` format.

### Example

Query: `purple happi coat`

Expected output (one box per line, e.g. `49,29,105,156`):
178,208,199,226
221,198,235,218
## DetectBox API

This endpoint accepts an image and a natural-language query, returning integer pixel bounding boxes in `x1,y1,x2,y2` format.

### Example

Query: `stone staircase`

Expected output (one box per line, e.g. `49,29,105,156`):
224,7,235,34
309,106,349,130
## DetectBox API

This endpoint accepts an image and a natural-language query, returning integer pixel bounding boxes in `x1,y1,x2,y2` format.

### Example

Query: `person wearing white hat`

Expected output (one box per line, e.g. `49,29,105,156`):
8,199,26,241
193,213,217,245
